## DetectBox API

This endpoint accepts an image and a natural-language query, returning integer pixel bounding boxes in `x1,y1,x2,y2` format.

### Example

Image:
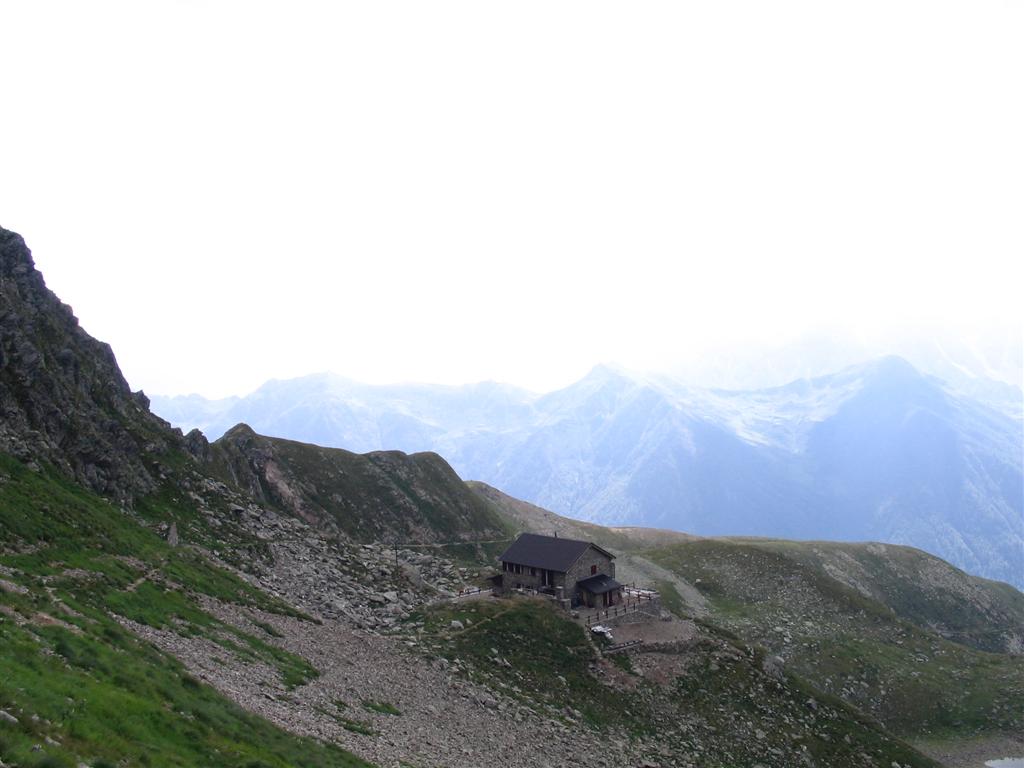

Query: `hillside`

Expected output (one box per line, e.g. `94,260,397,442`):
645,538,1024,749
206,424,514,546
0,452,373,768
474,480,1024,761
721,538,1024,654
152,360,1024,588
0,228,182,503
2,223,1020,767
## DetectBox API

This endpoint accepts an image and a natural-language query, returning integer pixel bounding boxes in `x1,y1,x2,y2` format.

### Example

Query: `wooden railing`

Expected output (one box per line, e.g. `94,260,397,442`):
582,592,659,626
623,586,658,599
452,586,495,600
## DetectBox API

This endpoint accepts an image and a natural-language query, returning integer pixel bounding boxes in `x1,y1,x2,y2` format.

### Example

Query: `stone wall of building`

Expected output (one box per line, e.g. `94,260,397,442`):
564,546,615,593
500,562,565,593
501,544,615,604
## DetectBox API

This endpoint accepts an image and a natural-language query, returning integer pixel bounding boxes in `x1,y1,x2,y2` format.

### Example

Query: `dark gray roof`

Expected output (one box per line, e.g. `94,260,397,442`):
576,573,623,595
499,533,614,573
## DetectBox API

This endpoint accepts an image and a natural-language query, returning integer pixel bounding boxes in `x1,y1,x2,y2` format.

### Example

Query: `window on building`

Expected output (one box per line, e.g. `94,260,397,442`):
530,567,536,576
591,564,597,575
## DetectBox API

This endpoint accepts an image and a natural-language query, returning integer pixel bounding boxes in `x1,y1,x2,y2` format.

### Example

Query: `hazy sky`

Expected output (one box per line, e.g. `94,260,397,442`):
3,1,1022,397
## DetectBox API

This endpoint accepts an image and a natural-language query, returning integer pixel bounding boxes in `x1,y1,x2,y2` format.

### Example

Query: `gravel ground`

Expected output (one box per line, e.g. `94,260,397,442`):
608,617,698,646
124,598,642,768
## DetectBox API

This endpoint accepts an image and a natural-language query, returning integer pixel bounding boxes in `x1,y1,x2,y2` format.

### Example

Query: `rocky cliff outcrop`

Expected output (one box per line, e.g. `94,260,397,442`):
0,226,181,502
209,423,512,543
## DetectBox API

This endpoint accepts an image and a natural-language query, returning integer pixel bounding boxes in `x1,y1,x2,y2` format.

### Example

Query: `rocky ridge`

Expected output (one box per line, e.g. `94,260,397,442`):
208,424,512,545
0,226,181,502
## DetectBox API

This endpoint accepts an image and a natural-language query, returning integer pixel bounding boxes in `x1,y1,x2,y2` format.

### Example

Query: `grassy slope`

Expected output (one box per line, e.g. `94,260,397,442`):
415,598,645,730
0,453,372,768
646,539,1024,740
413,598,939,768
733,538,1024,652
472,479,1024,747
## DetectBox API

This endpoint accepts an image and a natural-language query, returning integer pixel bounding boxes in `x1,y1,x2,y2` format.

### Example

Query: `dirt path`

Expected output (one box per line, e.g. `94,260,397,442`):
429,600,515,639
615,552,709,617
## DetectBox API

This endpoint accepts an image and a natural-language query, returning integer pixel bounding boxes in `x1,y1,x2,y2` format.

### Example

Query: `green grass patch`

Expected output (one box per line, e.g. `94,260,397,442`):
0,598,371,768
0,455,355,767
229,628,318,689
253,620,284,639
361,701,401,716
0,456,318,690
315,704,376,736
418,597,653,733
338,719,376,736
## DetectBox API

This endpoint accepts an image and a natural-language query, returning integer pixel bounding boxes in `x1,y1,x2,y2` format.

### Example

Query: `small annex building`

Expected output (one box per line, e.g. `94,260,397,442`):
498,532,624,608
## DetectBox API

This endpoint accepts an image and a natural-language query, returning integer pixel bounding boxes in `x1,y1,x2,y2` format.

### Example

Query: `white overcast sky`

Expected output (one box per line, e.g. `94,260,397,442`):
2,1,1022,397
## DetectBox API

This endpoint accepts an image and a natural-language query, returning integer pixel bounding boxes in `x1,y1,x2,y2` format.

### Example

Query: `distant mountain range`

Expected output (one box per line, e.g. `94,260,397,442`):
3,223,1022,767
152,358,1024,588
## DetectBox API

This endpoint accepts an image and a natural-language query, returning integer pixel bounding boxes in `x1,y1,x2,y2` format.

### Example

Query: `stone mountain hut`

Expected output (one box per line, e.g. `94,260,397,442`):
498,532,624,608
